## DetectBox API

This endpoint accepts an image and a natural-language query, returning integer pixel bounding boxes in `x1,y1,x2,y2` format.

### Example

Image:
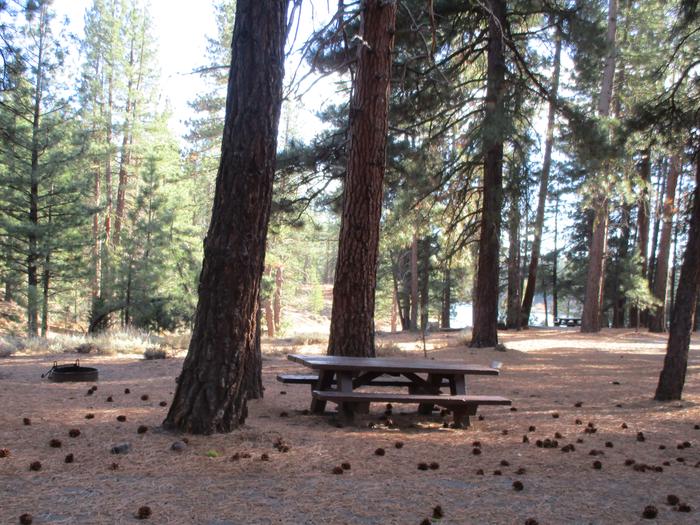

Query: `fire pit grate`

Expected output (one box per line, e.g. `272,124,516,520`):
42,360,98,383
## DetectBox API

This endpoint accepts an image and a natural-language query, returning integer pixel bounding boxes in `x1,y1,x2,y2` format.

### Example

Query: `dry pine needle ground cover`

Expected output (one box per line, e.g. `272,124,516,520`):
1,328,699,525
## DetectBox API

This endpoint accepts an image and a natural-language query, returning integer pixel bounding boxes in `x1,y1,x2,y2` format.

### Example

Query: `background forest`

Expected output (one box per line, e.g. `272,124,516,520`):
0,0,698,342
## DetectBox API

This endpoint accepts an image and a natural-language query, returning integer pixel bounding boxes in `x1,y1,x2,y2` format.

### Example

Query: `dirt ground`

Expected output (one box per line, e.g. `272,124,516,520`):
1,328,699,525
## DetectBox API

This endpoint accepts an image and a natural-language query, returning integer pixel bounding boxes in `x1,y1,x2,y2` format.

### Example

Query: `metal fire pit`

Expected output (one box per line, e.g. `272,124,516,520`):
42,360,98,382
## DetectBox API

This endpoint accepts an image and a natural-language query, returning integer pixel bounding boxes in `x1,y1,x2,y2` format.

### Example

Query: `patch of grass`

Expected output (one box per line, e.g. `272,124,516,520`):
457,329,472,346
144,347,169,360
7,328,160,357
376,341,406,357
290,333,328,346
205,450,220,458
0,335,23,357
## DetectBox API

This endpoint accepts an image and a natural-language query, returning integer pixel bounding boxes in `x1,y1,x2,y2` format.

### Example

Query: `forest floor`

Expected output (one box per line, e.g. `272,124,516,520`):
1,328,699,524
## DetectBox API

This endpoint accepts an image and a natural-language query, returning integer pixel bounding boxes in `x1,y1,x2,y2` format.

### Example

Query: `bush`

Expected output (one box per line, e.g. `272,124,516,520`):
143,346,170,360
0,335,22,357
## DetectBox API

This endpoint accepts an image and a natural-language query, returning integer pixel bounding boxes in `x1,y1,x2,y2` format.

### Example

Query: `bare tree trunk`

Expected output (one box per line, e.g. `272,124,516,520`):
26,6,48,337
521,20,561,326
655,156,700,400
581,0,617,333
612,203,631,327
114,38,134,246
649,154,680,332
582,201,610,331
441,261,451,329
553,193,559,320
264,300,275,337
630,147,651,327
648,166,666,290
391,286,398,332
669,176,683,315
470,0,506,348
542,271,548,327
327,0,397,357
419,237,430,330
410,231,419,330
163,0,288,434
40,191,53,338
273,266,283,332
115,14,147,246
506,187,521,329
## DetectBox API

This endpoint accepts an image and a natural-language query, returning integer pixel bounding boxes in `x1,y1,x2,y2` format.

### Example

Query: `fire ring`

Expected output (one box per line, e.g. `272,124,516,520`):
42,360,99,382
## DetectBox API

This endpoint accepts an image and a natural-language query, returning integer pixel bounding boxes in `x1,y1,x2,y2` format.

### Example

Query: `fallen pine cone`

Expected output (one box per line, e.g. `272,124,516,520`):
136,506,152,520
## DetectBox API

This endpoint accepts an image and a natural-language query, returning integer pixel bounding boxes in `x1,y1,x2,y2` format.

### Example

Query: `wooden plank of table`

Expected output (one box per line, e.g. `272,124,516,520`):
287,354,499,375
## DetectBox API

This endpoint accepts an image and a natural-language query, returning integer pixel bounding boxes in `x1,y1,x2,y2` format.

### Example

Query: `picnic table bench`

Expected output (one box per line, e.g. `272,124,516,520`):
284,354,511,427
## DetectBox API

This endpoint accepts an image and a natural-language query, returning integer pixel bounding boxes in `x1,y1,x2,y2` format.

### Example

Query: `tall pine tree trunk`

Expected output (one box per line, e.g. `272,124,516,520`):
273,266,283,332
648,168,666,290
612,203,631,327
27,6,47,337
506,186,522,330
114,37,135,246
553,193,559,320
470,0,506,348
410,232,419,330
581,0,617,333
521,20,561,326
114,14,146,246
419,237,430,330
649,154,680,332
441,260,451,329
630,147,651,327
328,0,397,357
163,0,288,434
655,156,700,400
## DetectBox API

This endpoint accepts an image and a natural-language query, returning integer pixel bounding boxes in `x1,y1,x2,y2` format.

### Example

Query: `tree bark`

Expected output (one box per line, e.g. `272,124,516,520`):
264,299,275,337
612,203,631,327
327,0,397,357
470,0,506,348
655,156,700,400
552,193,559,320
630,147,651,327
521,20,561,326
648,167,666,290
649,154,680,332
419,236,430,330
26,5,48,337
410,231,419,330
391,286,398,332
581,0,617,333
441,261,451,329
163,0,288,434
273,266,283,332
506,187,522,330
582,201,610,331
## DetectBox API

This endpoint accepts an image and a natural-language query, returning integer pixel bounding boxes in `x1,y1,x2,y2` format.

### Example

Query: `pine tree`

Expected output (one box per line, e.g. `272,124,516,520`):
164,0,289,434
327,0,398,357
0,1,90,336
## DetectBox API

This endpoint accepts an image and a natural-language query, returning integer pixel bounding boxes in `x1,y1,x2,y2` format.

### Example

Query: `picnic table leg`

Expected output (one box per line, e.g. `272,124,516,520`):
418,373,445,414
452,404,476,428
310,370,334,414
449,375,466,395
336,372,366,419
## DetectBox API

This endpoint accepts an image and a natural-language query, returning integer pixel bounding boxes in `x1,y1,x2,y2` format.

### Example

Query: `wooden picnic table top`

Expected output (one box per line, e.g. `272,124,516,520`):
287,353,499,376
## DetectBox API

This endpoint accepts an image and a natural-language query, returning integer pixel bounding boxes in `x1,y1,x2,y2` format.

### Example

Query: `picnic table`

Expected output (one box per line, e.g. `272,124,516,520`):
280,354,511,427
